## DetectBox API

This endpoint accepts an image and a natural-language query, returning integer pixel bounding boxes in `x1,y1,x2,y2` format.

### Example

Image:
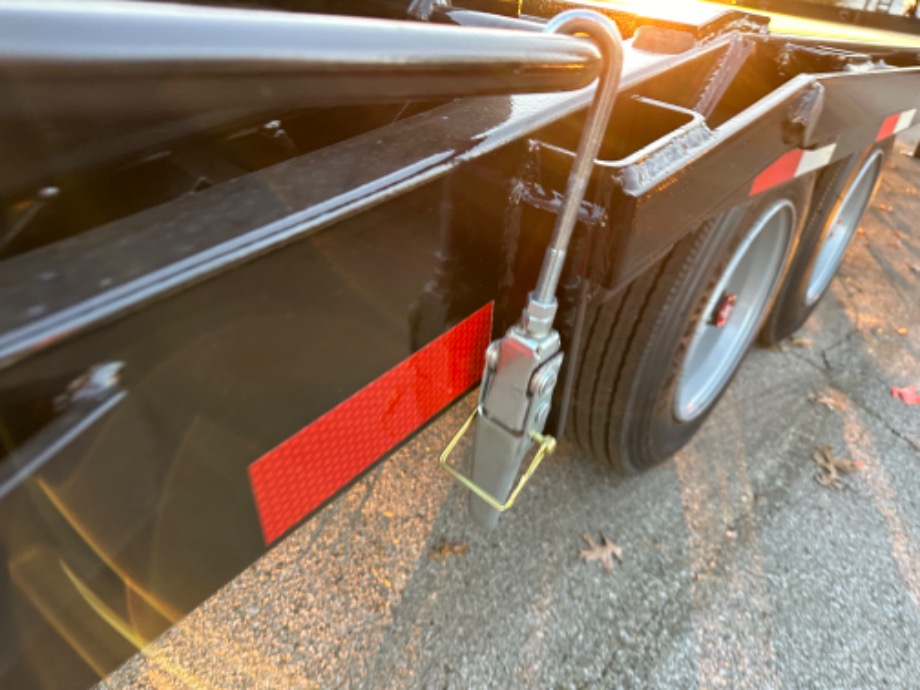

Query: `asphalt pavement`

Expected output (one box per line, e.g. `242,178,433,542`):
101,135,920,690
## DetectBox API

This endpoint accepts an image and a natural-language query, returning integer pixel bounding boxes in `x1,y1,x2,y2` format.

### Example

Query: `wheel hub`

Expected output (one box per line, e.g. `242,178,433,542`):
674,200,795,422
710,292,737,328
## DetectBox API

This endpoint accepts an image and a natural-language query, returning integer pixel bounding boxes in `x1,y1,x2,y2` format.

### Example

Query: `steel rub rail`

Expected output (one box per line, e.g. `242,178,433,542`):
440,9,624,528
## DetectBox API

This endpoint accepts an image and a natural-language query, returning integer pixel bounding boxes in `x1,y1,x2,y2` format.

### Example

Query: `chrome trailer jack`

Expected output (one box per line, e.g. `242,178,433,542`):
440,10,624,528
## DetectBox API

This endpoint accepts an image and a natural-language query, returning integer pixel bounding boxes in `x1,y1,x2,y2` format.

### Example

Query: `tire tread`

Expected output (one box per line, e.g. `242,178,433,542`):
571,220,715,471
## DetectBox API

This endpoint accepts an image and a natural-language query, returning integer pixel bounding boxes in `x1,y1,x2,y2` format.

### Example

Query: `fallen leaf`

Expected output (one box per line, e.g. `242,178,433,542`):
876,203,894,212
897,327,908,336
910,263,920,276
892,385,920,406
809,391,846,412
579,533,623,573
844,276,864,292
812,445,861,490
370,565,392,591
428,541,468,561
813,445,860,474
776,335,813,352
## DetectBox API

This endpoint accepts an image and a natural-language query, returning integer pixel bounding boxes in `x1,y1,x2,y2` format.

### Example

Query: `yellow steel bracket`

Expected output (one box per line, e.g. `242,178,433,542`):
439,410,557,512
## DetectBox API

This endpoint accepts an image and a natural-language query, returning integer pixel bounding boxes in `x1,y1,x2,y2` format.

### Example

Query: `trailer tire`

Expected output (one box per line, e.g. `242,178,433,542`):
760,144,887,344
570,179,811,473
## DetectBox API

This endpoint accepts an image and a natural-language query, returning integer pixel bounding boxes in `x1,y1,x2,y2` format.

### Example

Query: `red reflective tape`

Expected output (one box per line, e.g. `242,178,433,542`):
877,109,916,140
248,302,493,544
750,149,803,196
877,113,900,142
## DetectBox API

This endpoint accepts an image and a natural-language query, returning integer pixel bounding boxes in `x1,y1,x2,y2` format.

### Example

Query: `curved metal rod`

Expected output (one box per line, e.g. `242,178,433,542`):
531,10,625,313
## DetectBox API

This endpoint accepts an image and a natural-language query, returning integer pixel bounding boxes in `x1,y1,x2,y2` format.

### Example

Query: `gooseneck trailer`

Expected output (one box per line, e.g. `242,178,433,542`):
1,1,919,686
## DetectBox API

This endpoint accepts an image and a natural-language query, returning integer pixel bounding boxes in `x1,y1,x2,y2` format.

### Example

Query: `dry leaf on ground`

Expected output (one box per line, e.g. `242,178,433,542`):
892,385,920,406
844,275,863,292
428,541,468,561
579,533,623,573
787,336,813,349
876,203,894,212
775,335,813,352
809,391,846,412
812,445,863,490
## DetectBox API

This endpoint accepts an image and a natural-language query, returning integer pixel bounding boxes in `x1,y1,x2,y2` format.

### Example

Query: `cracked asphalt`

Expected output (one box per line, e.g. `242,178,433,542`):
101,135,920,689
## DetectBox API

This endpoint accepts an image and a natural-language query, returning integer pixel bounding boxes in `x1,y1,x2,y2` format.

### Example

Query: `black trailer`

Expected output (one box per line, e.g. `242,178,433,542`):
1,1,919,687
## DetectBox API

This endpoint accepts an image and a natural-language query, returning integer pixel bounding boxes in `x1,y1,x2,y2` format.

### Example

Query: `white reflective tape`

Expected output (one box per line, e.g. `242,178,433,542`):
896,109,916,134
795,143,836,176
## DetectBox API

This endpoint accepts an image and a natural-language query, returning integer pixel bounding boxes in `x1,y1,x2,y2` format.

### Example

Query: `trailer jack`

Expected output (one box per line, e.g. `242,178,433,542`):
440,9,624,528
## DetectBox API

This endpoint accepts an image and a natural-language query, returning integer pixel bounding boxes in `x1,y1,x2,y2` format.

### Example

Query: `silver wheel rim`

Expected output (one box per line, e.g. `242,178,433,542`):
674,200,795,422
804,150,884,306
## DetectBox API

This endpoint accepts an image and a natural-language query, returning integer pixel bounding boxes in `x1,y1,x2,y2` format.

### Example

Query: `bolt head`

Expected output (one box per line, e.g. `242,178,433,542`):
485,341,502,369
540,371,559,396
535,403,550,428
